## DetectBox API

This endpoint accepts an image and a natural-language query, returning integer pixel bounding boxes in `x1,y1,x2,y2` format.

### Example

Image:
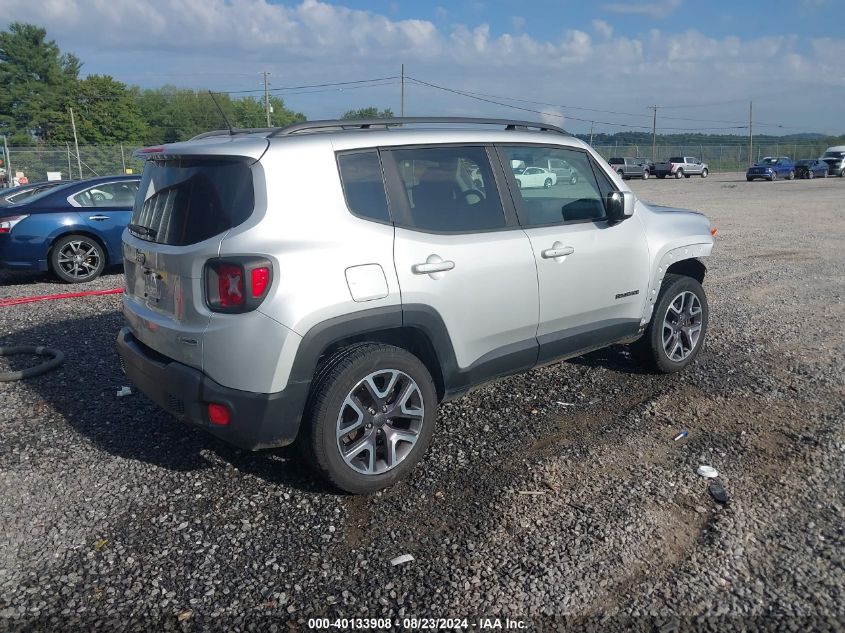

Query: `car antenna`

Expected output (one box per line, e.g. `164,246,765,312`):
207,90,234,135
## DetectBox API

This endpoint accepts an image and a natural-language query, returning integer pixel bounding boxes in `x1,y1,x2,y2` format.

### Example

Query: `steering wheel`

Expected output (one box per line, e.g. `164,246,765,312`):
462,188,485,203
91,191,106,203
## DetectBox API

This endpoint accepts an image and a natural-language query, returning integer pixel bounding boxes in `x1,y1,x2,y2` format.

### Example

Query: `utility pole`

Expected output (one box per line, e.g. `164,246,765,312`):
120,142,126,174
70,108,82,179
2,135,11,189
649,105,658,162
66,142,73,179
400,64,405,117
263,71,271,127
748,101,753,167
588,121,594,146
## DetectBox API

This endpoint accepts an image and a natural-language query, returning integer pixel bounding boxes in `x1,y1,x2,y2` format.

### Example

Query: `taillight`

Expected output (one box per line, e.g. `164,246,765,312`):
205,257,273,313
0,214,29,234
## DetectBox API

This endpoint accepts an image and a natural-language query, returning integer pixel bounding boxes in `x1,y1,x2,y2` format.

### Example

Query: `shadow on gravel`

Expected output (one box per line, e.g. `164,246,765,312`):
569,345,653,375
5,311,330,495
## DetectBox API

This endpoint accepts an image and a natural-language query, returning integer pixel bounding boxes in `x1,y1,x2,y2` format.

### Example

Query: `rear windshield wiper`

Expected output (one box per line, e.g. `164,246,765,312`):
128,223,157,237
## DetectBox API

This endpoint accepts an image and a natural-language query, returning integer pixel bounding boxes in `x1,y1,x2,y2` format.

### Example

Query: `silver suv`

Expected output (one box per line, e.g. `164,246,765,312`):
117,117,715,493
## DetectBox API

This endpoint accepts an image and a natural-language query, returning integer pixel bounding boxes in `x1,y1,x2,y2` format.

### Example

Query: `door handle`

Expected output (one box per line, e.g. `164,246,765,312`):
541,245,575,259
88,215,111,221
412,260,455,274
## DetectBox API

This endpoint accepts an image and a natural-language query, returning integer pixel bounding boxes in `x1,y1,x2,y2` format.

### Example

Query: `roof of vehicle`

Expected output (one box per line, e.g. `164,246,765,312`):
152,117,587,159
825,145,845,152
5,174,141,209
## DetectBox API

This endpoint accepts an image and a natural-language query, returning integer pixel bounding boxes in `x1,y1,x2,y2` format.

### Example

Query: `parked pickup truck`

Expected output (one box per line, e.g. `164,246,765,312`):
608,157,652,180
654,156,709,179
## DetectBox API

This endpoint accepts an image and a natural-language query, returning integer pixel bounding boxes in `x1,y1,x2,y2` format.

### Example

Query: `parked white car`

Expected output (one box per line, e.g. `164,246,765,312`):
514,166,557,189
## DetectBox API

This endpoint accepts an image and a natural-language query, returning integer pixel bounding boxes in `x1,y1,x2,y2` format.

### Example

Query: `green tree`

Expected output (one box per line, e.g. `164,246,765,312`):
0,22,81,144
341,107,394,120
231,96,305,128
71,75,148,143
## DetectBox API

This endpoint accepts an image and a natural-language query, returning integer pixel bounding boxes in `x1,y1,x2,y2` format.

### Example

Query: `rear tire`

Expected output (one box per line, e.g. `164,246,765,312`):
50,234,106,283
675,169,684,179
630,274,709,373
299,343,437,494
808,171,815,179
747,177,753,182
544,178,553,189
642,170,649,180
788,171,795,181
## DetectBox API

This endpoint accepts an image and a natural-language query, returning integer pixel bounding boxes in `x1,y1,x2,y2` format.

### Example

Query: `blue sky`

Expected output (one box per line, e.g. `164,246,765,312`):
2,0,844,135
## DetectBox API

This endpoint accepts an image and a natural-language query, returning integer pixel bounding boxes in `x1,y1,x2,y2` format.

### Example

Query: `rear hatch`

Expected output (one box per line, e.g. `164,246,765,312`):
123,138,266,370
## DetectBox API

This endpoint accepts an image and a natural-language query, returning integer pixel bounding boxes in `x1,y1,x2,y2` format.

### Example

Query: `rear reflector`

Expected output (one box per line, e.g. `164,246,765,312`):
207,403,231,425
711,227,718,237
251,267,270,297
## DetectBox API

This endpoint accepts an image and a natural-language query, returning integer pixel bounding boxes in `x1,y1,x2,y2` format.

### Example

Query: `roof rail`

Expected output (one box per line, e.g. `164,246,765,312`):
268,117,568,137
189,127,278,141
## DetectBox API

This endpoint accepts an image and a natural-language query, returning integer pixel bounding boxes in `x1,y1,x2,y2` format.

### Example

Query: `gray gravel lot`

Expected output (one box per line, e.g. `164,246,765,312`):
1,172,843,631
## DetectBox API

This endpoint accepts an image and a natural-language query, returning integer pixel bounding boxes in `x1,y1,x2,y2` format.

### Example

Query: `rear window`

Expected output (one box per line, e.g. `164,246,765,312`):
608,158,623,165
669,157,684,163
130,158,254,246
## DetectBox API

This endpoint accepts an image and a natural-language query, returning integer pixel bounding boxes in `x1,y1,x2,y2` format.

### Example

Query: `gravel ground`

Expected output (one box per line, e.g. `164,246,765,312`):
1,172,843,631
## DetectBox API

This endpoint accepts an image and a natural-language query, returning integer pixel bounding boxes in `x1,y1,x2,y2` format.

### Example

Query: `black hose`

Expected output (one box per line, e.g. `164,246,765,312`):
0,345,65,381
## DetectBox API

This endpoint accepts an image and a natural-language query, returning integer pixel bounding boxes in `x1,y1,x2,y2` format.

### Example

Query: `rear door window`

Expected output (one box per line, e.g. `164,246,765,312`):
74,181,139,208
384,146,506,233
131,158,254,246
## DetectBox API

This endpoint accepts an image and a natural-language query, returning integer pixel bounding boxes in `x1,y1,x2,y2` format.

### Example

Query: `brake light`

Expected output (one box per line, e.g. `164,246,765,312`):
207,403,231,425
251,267,270,297
205,257,273,313
0,214,29,234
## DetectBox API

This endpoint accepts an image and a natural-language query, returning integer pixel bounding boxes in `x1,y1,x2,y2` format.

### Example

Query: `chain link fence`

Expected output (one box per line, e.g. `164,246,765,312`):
3,144,146,183
2,140,839,184
591,141,835,172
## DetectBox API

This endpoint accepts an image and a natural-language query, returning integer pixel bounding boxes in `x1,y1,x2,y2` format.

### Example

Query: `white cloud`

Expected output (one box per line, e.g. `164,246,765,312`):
591,19,613,39
602,0,681,19
0,0,842,132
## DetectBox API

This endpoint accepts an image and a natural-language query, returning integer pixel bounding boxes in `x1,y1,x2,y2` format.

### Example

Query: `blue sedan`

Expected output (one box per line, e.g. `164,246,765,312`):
794,159,828,179
746,156,795,182
0,175,140,283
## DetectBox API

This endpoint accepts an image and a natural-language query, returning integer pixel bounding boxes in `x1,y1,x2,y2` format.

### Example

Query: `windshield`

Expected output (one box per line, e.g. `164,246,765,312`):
758,157,777,165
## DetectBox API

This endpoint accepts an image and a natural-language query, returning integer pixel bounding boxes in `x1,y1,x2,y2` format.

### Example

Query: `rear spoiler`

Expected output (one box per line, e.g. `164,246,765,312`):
133,146,165,160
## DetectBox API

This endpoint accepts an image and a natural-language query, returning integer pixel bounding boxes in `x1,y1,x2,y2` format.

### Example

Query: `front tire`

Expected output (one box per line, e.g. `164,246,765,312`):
630,274,709,373
569,173,578,185
300,343,437,494
770,172,777,181
544,178,553,189
50,234,106,283
787,171,795,181
701,168,709,178
808,171,815,179
642,170,649,180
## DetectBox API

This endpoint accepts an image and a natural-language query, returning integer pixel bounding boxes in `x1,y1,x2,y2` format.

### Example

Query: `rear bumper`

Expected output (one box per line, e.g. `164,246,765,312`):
116,327,310,450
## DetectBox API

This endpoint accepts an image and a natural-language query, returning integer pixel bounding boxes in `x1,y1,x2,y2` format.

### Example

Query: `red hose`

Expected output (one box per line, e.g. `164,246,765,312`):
0,288,124,307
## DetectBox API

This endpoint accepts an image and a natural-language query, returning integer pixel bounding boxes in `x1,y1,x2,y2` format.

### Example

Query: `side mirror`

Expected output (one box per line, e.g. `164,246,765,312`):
606,191,635,223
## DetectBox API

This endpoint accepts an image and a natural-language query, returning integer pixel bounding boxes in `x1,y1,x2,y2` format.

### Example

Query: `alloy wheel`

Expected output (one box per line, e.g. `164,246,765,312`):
336,369,425,475
662,291,703,362
57,239,102,280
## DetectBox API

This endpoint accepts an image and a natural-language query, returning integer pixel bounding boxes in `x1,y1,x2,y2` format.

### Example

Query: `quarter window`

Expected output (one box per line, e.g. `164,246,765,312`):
388,146,505,233
503,146,608,225
74,181,139,208
337,151,390,223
